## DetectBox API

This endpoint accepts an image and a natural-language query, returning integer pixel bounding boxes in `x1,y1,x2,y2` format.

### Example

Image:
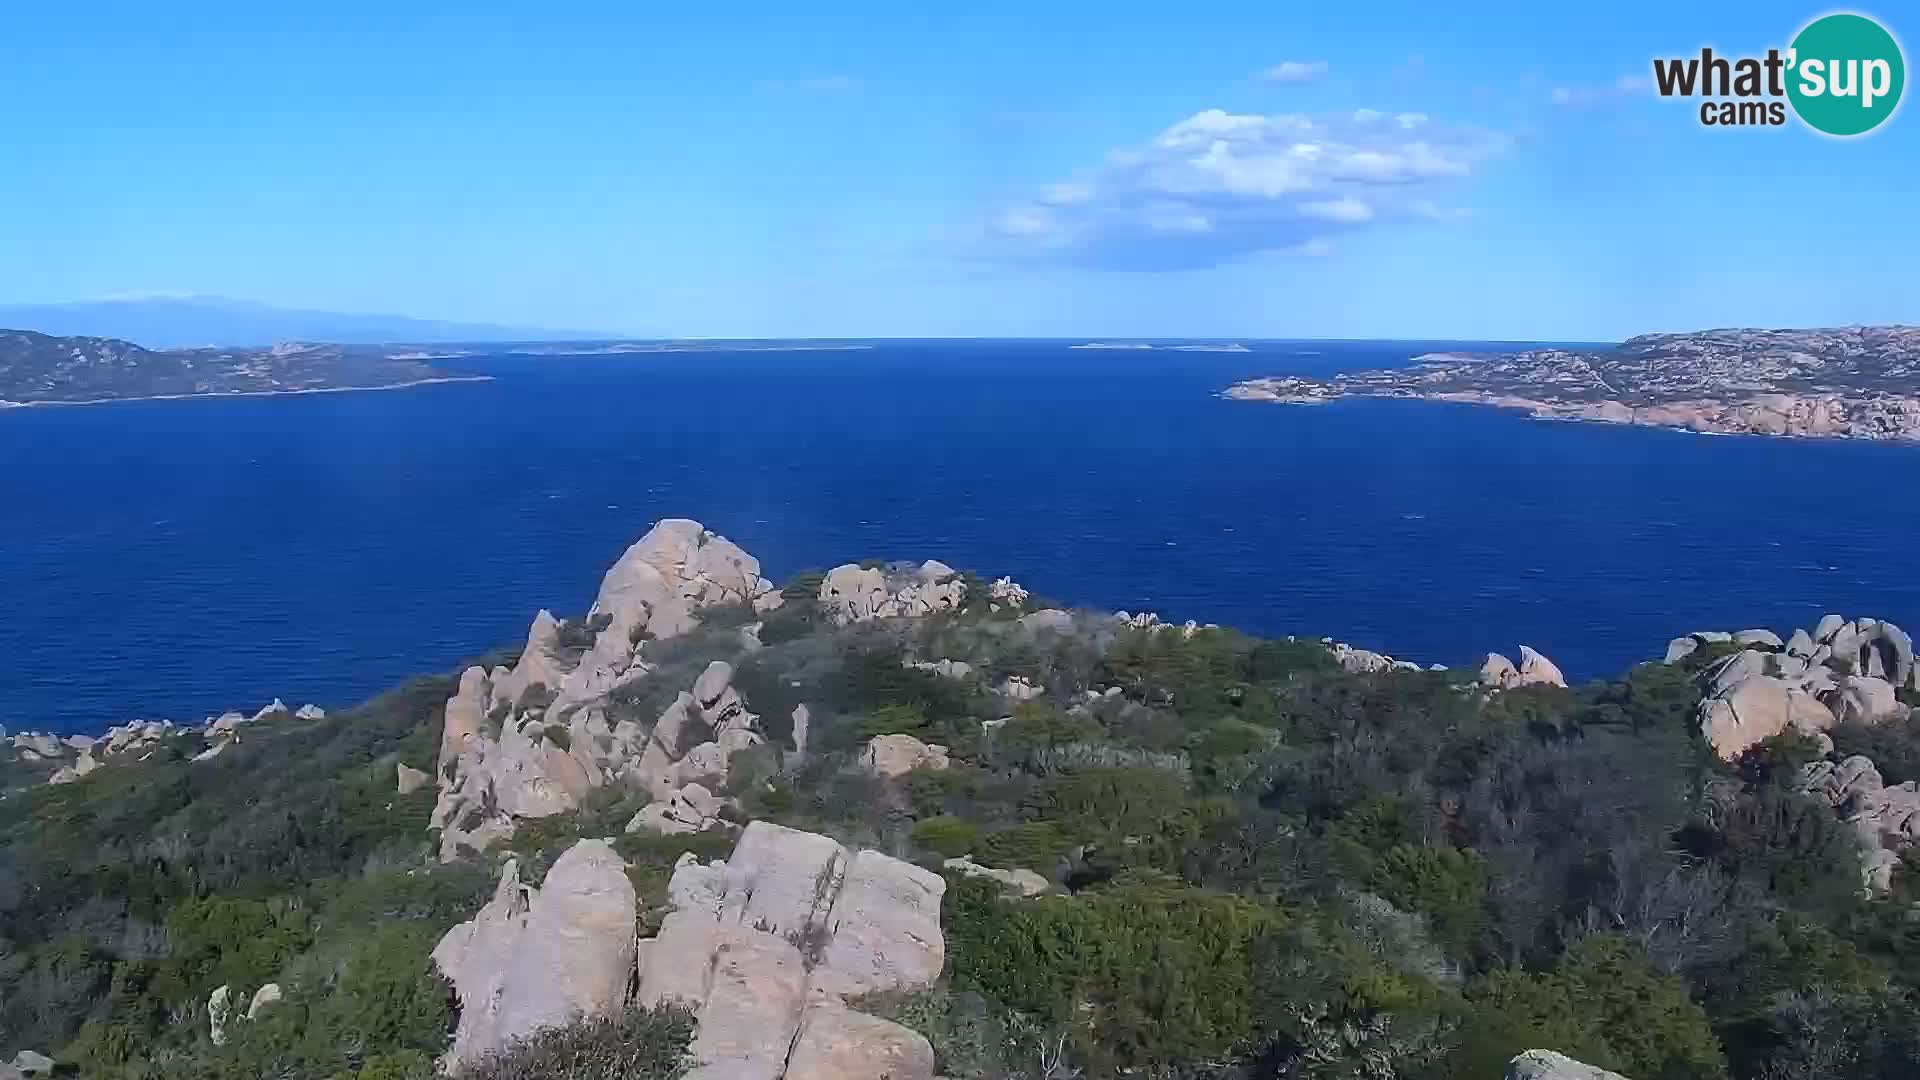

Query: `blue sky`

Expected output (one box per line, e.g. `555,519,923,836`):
2,2,1915,340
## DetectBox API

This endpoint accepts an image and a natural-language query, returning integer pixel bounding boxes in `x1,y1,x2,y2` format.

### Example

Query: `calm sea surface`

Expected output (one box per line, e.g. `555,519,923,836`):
3,339,1914,734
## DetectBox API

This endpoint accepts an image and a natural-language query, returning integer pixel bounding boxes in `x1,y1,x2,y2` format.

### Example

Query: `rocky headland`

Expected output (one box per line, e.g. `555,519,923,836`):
1225,325,1920,442
0,328,488,406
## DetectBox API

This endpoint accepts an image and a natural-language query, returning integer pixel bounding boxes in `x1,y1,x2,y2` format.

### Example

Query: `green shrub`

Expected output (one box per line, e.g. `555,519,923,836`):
912,816,980,858
991,703,1102,764
975,822,1074,871
1451,935,1728,1080
858,702,930,740
945,874,1283,1072
1367,844,1487,951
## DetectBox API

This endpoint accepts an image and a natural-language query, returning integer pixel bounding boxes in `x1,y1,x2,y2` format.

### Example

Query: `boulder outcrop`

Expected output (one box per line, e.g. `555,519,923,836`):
1799,755,1920,891
430,521,780,859
432,840,638,1074
862,734,949,779
1480,646,1567,689
1690,615,1917,761
1506,1050,1628,1079
636,822,942,1080
627,782,732,835
818,560,966,624
2,1051,52,1078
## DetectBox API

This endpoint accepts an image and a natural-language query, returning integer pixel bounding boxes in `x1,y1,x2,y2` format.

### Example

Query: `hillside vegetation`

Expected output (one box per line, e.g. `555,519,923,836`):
4,551,1919,1079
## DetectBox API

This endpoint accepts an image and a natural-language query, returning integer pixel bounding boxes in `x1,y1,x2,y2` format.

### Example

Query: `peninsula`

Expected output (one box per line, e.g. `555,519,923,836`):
1225,325,1920,442
0,328,488,407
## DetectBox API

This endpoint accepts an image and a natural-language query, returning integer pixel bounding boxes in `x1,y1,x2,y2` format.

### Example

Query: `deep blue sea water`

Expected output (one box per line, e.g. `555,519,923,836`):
3,339,1916,734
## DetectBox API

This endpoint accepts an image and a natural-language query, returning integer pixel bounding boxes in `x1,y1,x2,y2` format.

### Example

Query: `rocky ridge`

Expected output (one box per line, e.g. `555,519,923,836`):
4,698,326,789
430,521,785,859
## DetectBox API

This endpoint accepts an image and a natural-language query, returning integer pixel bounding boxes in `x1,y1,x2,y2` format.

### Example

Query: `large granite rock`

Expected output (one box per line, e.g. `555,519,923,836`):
1690,616,1918,763
432,840,638,1073
818,561,966,624
785,1005,936,1080
1698,675,1837,760
1506,1050,1629,1079
636,822,944,1080
627,782,731,835
861,734,949,779
431,521,779,859
1480,646,1567,689
3,1052,52,1078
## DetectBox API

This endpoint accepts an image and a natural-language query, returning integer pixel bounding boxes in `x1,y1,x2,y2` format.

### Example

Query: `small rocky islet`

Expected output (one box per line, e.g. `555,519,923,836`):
5,519,1920,1079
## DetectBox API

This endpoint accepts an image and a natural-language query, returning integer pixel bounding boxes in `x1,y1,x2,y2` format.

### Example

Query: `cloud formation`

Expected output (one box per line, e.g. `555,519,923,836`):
986,108,1501,270
1261,60,1328,84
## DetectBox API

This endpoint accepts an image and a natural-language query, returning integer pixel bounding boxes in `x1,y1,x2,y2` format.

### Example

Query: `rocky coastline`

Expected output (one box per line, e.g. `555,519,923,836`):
1226,326,1920,443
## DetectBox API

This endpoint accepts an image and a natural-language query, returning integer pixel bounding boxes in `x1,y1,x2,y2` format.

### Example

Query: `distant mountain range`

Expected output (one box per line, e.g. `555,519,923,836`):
0,296,609,349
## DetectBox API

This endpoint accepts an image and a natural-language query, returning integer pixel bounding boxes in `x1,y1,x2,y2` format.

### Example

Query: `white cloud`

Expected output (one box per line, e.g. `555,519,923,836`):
984,107,1500,270
1262,60,1328,84
1300,197,1373,223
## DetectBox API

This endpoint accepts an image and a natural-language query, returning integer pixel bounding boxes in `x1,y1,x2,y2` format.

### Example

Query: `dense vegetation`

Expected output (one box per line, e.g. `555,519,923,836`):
5,575,1920,1078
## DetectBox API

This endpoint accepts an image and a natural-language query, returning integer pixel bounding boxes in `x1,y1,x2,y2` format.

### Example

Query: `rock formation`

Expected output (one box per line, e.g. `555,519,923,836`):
1688,615,1917,761
1479,646,1568,689
637,822,942,1080
860,734,950,779
998,676,1044,701
942,856,1050,896
208,985,233,1046
1506,1050,1628,1079
627,781,732,835
433,840,638,1074
0,1051,53,1078
904,657,974,679
430,521,781,859
435,824,943,1078
818,561,966,624
246,982,282,1020
1799,755,1920,891
987,575,1029,607
396,761,430,795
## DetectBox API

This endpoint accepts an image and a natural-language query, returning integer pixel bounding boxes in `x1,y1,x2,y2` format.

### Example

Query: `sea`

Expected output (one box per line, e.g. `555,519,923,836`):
3,339,1915,735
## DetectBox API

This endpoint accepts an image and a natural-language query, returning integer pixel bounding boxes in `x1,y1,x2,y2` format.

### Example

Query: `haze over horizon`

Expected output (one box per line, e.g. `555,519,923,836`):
5,2,1916,341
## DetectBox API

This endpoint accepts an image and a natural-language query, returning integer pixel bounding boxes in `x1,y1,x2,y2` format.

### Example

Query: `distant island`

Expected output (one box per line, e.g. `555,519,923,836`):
0,328,489,407
1225,326,1920,442
1071,341,1250,352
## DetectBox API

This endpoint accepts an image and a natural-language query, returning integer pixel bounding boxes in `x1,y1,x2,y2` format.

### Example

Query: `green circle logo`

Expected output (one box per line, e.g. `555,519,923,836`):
1787,12,1905,136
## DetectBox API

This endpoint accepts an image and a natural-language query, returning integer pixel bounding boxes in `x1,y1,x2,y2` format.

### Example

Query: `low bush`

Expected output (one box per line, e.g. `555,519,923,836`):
460,1004,695,1080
